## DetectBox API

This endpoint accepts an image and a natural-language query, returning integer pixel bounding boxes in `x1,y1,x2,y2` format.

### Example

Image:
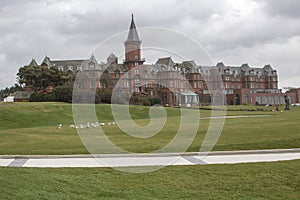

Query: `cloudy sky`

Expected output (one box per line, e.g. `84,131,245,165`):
0,0,299,89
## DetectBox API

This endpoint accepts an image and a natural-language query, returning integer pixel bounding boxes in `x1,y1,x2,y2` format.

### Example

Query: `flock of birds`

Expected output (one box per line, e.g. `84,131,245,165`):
57,122,116,129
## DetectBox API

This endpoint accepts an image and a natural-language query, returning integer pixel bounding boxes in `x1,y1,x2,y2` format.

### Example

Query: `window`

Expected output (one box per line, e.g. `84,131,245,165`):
103,81,108,88
68,66,73,71
225,76,230,81
77,66,82,71
170,92,174,104
134,87,140,93
115,71,120,79
170,81,174,87
58,66,64,71
134,68,139,75
134,54,138,60
124,81,129,88
134,78,140,83
243,94,248,103
89,64,95,69
199,82,203,88
90,80,96,89
225,83,230,88
151,81,155,87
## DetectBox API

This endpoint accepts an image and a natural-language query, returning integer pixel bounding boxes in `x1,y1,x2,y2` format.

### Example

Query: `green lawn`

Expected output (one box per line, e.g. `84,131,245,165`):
0,102,299,154
0,102,299,199
0,160,299,199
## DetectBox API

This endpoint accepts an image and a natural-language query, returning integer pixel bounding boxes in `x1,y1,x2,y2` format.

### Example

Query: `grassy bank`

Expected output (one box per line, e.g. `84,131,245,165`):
0,102,299,154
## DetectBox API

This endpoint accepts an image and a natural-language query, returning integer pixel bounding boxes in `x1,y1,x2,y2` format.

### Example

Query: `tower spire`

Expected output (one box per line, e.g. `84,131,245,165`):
124,14,144,65
125,13,141,44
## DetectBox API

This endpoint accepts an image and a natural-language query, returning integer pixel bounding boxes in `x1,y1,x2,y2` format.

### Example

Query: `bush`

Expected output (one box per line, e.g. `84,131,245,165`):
30,85,72,102
147,97,161,106
97,89,112,104
52,85,73,102
130,96,139,105
43,93,55,102
29,92,44,102
140,98,151,106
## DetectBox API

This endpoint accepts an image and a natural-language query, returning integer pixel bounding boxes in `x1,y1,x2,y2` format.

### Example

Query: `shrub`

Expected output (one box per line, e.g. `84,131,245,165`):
97,89,112,104
29,92,45,102
52,85,73,102
147,97,161,106
140,98,151,106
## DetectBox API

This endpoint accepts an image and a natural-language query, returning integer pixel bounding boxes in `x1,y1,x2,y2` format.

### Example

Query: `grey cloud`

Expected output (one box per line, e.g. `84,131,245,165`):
0,0,299,88
262,0,300,18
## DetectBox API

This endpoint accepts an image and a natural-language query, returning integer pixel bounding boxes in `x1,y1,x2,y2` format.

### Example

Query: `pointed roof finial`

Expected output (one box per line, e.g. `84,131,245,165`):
125,14,141,43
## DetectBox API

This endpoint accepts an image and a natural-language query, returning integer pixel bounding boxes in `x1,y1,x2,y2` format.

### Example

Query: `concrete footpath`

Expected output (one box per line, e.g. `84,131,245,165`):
0,148,300,168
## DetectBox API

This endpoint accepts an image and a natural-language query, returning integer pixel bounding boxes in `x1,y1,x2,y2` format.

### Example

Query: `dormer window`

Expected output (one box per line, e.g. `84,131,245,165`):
77,66,82,71
58,66,64,71
89,63,95,69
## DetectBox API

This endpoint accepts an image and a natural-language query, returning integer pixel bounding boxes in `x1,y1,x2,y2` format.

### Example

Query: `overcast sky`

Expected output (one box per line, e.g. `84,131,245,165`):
0,0,299,89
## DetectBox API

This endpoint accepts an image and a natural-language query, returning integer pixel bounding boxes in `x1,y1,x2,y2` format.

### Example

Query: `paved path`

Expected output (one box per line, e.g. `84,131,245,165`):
1,149,300,168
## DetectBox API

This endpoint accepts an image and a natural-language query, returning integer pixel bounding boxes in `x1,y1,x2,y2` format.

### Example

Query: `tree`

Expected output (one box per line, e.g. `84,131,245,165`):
0,84,24,100
52,85,73,102
17,65,71,92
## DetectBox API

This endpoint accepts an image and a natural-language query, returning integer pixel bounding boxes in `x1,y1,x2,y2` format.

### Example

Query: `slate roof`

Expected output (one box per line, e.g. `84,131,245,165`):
28,59,39,67
179,60,198,73
125,14,141,43
40,55,104,70
155,57,174,68
104,63,128,73
216,62,275,76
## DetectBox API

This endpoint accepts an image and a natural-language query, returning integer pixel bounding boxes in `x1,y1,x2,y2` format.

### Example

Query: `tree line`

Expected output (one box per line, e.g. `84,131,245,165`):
0,84,23,100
